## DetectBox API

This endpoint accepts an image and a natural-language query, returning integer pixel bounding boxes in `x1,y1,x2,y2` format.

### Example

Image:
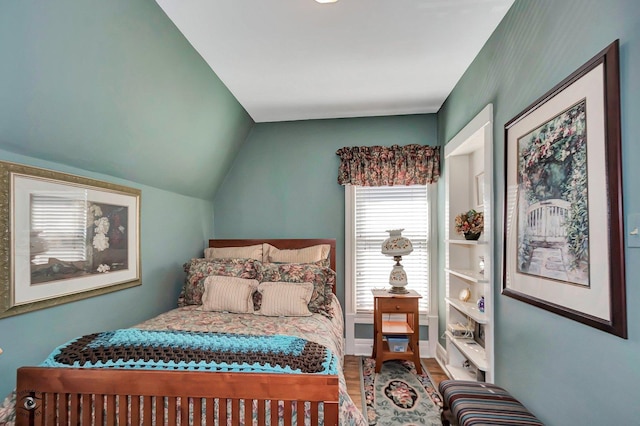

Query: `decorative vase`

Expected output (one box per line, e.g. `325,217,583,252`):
464,232,481,240
477,296,485,313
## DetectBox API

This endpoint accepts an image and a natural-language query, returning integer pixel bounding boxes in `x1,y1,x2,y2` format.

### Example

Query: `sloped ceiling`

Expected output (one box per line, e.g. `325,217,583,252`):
0,0,253,200
0,0,513,199
156,0,514,122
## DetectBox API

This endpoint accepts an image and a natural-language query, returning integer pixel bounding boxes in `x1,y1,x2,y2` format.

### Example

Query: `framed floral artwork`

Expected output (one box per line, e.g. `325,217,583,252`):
503,40,626,338
0,161,141,318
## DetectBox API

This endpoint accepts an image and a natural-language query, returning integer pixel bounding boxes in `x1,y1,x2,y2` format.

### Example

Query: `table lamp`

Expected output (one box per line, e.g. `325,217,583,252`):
381,229,413,294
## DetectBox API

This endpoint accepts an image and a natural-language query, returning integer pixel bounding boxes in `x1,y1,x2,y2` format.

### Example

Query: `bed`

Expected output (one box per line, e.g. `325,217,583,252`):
13,238,366,426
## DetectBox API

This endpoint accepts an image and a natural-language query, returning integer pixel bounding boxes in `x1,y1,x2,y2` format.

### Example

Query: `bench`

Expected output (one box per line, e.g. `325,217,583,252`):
439,380,544,425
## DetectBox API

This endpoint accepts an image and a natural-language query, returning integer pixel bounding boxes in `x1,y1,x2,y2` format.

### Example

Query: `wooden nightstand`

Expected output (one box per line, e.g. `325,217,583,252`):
371,289,422,374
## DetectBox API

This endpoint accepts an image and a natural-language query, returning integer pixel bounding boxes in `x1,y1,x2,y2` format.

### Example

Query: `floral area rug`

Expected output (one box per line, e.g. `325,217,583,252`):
360,357,442,426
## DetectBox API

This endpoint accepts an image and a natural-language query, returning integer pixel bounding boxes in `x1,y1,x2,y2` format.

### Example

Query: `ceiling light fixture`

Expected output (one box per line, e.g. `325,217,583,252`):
315,0,337,3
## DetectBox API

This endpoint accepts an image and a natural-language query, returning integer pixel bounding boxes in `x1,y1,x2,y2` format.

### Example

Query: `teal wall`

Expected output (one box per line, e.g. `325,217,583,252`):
0,0,253,200
0,150,213,397
437,0,640,423
214,114,438,309
0,0,250,397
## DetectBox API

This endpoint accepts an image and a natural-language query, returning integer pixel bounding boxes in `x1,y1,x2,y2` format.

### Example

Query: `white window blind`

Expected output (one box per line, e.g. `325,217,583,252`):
354,185,430,313
30,193,88,265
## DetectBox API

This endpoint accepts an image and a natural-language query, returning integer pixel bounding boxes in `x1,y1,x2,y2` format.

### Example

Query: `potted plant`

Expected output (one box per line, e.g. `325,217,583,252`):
454,209,484,240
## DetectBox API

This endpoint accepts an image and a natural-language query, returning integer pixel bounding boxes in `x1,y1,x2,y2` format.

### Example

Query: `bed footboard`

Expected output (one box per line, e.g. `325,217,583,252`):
16,367,339,425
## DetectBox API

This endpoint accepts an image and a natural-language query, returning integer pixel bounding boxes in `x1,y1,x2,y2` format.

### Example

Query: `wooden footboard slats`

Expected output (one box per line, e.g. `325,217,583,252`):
16,367,339,425
297,401,305,426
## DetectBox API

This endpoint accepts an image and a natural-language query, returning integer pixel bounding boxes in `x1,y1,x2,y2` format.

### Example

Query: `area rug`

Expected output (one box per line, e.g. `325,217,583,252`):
360,357,442,426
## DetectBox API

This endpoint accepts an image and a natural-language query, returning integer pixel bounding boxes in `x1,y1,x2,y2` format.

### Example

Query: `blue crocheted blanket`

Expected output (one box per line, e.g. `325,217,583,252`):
40,329,338,375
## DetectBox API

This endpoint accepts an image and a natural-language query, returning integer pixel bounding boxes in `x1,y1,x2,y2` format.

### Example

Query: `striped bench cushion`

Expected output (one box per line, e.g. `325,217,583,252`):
439,380,543,426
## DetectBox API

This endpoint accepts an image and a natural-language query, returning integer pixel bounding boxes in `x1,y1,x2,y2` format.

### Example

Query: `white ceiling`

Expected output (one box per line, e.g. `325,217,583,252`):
155,0,514,123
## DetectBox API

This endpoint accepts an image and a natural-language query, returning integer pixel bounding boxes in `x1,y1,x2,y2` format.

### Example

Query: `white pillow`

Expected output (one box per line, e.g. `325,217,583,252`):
263,244,330,264
199,275,258,314
256,282,314,317
204,244,263,261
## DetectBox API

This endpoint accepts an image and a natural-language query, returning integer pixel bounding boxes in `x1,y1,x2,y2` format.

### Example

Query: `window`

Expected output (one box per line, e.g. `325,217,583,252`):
30,192,88,265
345,184,431,314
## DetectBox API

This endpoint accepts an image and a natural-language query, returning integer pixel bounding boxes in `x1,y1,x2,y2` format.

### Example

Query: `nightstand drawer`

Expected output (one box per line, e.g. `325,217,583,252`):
377,297,417,313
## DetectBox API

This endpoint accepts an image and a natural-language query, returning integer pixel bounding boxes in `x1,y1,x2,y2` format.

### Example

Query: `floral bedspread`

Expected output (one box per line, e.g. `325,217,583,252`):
0,295,366,425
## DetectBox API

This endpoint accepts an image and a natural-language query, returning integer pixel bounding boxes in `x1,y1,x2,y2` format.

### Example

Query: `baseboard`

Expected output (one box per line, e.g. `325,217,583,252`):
349,338,432,358
435,342,451,379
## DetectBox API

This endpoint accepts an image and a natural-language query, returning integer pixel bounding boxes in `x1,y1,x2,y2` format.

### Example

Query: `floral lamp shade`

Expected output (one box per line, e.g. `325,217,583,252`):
381,229,413,294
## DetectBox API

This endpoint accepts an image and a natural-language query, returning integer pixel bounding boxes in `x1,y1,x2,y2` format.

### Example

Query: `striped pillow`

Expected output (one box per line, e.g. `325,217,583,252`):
257,262,335,318
256,282,314,317
263,243,330,264
199,275,258,314
204,244,262,261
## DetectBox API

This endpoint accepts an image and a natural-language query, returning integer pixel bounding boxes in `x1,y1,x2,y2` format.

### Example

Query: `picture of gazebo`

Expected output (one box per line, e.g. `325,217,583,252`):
516,100,590,287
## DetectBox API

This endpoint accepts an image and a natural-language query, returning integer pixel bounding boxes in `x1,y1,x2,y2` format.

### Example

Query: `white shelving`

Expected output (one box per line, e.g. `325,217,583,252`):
445,268,488,283
445,331,488,371
445,297,488,324
442,104,494,383
445,363,477,381
446,239,487,246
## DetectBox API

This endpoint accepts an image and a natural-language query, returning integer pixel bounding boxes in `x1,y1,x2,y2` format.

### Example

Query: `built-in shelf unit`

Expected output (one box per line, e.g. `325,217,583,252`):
442,104,494,383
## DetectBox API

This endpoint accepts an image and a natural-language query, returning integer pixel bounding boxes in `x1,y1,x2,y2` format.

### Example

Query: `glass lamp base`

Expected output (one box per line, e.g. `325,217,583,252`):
389,286,409,294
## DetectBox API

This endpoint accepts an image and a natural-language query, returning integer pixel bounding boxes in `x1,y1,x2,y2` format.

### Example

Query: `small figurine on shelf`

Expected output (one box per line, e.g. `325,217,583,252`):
477,296,485,313
478,256,485,276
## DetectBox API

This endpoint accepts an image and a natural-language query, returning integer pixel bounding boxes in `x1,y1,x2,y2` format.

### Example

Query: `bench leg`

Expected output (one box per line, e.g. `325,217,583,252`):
441,408,455,426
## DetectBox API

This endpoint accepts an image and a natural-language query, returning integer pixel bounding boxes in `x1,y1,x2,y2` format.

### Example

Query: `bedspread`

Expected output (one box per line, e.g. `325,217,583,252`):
0,295,367,425
133,294,366,425
41,329,339,375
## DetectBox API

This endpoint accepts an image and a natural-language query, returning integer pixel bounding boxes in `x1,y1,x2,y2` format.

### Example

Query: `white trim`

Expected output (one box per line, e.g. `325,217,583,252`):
344,184,356,316
426,314,439,357
445,104,493,158
427,184,439,330
435,342,450,377
344,184,356,354
443,103,495,383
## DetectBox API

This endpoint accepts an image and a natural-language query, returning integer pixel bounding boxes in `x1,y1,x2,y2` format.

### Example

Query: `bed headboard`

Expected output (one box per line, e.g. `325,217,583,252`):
208,239,337,291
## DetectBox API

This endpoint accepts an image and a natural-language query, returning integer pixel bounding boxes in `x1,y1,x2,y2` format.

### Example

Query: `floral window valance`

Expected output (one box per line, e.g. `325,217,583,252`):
336,144,440,186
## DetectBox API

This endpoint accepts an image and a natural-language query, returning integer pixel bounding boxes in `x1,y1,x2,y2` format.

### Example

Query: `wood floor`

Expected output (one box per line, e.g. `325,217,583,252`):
343,355,448,410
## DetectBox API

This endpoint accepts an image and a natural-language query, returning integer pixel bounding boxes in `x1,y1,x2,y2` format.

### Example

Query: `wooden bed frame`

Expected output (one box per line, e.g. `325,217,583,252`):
16,239,339,426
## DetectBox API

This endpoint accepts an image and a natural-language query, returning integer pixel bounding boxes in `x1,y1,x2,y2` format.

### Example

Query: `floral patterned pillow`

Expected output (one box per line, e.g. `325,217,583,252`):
267,259,330,268
178,258,259,306
257,262,335,318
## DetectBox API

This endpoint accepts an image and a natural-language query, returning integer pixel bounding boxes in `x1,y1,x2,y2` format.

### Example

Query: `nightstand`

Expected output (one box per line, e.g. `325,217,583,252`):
371,289,422,374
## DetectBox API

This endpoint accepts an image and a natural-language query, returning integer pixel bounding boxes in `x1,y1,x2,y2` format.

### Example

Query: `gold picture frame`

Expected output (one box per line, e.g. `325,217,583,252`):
0,161,141,318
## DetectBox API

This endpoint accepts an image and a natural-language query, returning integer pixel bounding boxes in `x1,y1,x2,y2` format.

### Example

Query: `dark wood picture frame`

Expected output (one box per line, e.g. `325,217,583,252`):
502,40,626,338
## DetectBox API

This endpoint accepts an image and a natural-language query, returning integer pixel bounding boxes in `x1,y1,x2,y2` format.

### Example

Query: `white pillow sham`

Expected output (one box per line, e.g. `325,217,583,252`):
263,243,330,264
199,275,258,314
204,244,263,261
255,282,314,317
